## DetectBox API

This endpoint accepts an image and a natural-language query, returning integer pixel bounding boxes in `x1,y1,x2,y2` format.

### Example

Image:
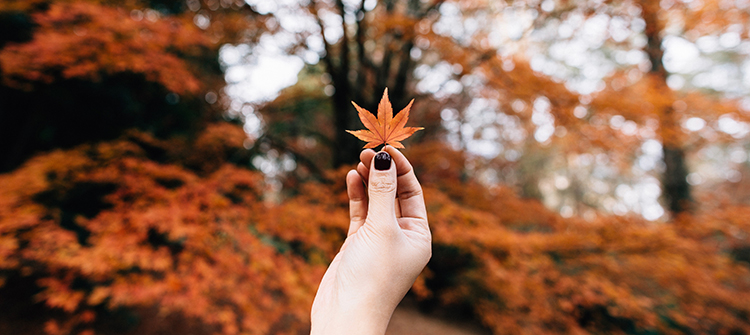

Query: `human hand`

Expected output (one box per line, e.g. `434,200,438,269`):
310,146,431,335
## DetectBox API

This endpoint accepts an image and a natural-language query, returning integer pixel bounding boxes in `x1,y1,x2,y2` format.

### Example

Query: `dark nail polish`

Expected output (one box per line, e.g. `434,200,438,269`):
374,152,391,171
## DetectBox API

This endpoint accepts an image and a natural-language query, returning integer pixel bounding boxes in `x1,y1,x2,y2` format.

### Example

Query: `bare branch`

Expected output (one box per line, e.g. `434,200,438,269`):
355,0,373,103
335,0,350,87
392,41,414,106
309,0,338,80
259,134,332,184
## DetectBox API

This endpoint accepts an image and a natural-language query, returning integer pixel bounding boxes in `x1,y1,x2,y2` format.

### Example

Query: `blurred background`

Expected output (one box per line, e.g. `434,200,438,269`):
1,0,750,334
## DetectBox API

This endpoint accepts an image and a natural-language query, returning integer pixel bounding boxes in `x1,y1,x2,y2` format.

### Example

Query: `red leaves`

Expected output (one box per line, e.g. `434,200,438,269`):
347,88,423,149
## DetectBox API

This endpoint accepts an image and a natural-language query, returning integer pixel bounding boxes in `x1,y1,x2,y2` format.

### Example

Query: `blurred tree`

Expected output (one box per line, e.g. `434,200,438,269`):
3,126,750,335
575,0,750,216
254,0,448,167
639,0,692,214
0,0,267,172
251,0,580,176
582,0,750,214
0,128,327,334
414,0,750,217
317,0,451,166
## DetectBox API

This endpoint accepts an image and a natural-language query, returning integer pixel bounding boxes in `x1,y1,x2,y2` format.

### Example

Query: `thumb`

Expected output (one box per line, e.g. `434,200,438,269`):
366,151,398,231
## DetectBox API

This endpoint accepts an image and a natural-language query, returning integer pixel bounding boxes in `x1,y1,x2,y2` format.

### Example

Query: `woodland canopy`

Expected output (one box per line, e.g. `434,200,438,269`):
1,0,750,334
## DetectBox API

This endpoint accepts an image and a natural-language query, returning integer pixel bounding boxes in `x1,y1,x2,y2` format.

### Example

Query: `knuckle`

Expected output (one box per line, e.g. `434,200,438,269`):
369,178,396,193
398,187,423,201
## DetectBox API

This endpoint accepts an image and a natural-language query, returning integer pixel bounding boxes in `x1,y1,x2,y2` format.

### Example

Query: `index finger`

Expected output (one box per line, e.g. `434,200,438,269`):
384,146,427,221
357,149,377,185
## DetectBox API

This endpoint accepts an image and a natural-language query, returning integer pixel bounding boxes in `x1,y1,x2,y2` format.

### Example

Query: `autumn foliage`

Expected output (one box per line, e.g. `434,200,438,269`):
3,131,750,334
0,128,325,334
0,2,207,94
2,0,750,335
405,142,750,334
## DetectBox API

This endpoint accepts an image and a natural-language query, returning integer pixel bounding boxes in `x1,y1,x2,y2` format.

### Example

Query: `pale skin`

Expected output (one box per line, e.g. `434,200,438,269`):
310,146,432,335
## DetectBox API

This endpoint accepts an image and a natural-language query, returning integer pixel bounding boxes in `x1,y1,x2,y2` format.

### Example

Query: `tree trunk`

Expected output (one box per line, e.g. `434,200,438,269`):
332,81,361,167
642,2,692,214
662,146,691,213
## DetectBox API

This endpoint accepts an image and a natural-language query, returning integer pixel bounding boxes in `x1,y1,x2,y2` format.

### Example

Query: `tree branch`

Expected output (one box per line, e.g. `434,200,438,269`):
259,134,332,184
309,0,338,80
335,0,350,86
355,0,373,104
392,40,414,107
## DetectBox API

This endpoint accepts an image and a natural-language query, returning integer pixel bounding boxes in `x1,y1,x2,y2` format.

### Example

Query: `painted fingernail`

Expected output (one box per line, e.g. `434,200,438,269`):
374,152,391,170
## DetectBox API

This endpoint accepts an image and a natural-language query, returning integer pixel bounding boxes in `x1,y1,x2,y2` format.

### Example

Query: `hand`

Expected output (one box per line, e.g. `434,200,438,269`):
310,146,431,335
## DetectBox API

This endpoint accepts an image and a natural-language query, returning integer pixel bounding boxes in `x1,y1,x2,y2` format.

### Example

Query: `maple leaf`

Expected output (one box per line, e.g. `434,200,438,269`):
347,88,424,149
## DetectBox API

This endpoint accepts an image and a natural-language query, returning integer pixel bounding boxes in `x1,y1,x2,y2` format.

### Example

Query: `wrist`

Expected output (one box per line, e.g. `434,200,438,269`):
310,294,396,335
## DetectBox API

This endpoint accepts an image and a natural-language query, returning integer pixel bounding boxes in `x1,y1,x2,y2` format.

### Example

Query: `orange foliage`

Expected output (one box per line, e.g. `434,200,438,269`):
404,143,750,335
2,127,750,334
0,127,325,334
2,1,750,335
0,2,209,93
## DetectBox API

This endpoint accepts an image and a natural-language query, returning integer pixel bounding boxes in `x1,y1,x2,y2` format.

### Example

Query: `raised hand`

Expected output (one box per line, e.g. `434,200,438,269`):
310,146,431,335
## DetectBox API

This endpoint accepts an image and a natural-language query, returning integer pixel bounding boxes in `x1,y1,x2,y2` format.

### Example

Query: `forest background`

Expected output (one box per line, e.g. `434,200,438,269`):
2,0,750,334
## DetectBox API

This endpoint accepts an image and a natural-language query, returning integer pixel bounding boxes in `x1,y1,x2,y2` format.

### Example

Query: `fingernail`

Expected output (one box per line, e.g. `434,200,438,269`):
374,152,391,170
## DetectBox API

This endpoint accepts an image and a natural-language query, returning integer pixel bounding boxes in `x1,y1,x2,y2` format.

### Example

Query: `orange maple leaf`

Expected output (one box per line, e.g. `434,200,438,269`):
346,88,423,149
